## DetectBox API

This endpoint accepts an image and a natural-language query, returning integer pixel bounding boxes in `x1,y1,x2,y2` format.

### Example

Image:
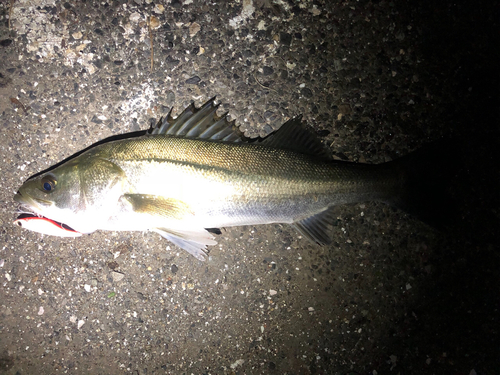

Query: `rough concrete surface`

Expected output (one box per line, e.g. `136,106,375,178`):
0,0,498,374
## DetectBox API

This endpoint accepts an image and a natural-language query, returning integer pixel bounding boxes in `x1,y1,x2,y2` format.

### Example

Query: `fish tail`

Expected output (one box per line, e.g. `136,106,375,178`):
392,134,499,241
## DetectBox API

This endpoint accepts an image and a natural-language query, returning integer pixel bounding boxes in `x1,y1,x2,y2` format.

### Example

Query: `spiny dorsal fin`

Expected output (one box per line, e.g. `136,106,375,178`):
150,97,245,142
261,117,332,159
292,207,337,245
151,98,330,158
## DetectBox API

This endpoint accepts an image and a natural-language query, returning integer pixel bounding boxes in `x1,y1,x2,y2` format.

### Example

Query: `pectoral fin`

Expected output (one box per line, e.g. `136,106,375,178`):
152,227,217,261
123,194,217,260
124,194,193,220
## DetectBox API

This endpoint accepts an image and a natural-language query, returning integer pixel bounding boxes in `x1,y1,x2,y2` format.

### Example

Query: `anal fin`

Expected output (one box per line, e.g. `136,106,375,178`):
292,207,337,246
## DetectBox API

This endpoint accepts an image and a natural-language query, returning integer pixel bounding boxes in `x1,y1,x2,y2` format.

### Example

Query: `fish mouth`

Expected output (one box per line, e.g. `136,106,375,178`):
14,190,53,208
14,191,78,233
14,191,41,216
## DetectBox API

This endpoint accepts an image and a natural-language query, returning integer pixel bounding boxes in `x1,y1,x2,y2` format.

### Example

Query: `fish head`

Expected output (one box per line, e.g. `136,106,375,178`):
14,154,126,233
15,159,82,222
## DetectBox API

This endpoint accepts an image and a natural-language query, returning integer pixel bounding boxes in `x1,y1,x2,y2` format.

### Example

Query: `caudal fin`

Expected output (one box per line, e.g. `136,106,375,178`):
392,134,499,242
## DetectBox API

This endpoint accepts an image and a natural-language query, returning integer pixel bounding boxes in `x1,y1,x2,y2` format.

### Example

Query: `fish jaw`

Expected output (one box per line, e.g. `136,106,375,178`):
14,191,82,237
14,186,90,235
14,190,52,214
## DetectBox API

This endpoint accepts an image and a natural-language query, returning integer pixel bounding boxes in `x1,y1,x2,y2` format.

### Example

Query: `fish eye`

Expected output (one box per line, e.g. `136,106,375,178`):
41,176,56,192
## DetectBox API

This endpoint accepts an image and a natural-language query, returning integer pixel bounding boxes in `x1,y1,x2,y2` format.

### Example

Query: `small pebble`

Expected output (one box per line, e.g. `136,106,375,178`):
112,271,125,282
129,12,141,23
189,22,200,37
150,16,160,29
153,4,164,13
230,359,244,369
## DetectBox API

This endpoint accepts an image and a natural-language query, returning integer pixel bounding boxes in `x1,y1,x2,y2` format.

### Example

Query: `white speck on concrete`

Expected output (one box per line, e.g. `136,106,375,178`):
129,12,141,23
310,5,321,16
230,359,245,369
229,0,254,28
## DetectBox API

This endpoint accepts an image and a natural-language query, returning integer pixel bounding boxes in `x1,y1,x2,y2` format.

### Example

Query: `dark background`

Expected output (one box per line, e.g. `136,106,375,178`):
0,0,498,373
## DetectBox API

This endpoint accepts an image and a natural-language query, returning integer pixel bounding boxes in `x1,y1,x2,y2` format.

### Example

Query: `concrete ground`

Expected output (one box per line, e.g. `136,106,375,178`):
0,0,498,373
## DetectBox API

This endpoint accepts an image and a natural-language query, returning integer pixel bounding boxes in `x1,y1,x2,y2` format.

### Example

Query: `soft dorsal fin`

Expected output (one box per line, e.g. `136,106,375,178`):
261,117,332,159
150,97,245,142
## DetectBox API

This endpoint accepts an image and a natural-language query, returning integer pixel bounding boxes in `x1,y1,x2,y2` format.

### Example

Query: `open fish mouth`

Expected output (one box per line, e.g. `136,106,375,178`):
13,191,81,236
16,205,39,217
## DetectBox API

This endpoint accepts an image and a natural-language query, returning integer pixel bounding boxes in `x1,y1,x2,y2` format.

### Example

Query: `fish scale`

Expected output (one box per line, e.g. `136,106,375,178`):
101,135,396,222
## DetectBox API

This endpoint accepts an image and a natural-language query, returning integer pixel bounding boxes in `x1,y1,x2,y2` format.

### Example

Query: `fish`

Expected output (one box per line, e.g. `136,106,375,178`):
13,97,446,260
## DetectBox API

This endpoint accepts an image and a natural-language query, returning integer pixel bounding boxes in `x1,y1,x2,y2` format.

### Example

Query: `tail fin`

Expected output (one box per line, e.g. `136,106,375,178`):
392,134,499,242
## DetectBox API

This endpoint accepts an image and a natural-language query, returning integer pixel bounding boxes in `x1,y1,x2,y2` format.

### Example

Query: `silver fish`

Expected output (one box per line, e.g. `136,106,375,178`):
14,98,406,260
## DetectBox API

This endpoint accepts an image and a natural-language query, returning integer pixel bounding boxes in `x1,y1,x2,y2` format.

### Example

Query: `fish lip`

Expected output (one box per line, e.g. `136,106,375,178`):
14,191,40,216
14,192,57,223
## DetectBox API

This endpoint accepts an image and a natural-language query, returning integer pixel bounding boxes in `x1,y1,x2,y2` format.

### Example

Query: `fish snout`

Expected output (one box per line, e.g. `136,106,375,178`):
13,191,24,204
